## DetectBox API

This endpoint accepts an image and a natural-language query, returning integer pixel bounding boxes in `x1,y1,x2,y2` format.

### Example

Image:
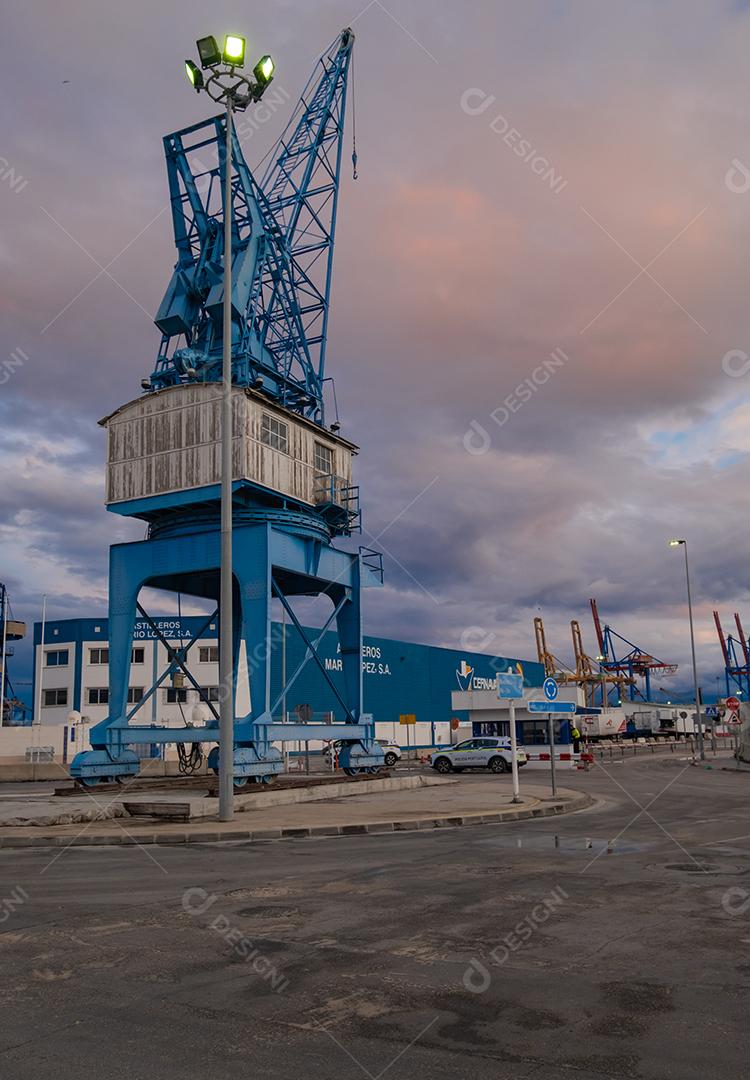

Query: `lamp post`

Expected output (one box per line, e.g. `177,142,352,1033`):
185,34,275,821
35,594,47,727
668,539,705,761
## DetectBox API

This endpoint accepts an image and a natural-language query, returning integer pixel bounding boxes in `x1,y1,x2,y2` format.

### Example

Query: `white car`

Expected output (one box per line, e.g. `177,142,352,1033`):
324,739,402,768
430,737,527,775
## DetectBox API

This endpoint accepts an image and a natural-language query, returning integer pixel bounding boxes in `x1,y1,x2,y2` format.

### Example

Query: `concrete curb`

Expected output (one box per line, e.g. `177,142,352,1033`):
0,792,594,849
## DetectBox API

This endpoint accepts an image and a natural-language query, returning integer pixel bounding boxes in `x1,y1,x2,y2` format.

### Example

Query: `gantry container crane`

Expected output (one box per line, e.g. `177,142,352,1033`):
570,618,630,707
533,616,577,684
713,610,750,699
590,598,677,701
71,29,386,786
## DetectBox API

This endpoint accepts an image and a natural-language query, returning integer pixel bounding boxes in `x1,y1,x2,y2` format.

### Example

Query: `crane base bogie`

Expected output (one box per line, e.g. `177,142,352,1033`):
206,744,284,781
337,740,385,774
69,748,140,786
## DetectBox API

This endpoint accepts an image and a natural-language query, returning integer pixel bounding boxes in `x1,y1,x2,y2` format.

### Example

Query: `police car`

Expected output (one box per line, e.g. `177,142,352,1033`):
324,739,402,768
429,737,527,775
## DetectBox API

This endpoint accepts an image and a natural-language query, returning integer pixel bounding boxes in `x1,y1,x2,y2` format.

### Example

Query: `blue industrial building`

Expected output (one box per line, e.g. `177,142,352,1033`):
33,616,544,745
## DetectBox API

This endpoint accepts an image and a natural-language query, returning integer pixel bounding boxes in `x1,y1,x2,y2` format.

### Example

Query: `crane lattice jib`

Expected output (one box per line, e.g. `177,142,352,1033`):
149,28,355,423
259,30,354,404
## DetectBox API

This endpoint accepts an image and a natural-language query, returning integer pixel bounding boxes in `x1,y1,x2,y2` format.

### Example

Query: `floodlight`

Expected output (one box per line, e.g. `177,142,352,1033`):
254,55,275,85
223,35,246,66
185,60,204,90
197,35,222,68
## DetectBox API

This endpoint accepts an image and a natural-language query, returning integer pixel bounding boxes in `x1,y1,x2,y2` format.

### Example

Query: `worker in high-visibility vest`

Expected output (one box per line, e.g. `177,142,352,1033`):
571,725,582,753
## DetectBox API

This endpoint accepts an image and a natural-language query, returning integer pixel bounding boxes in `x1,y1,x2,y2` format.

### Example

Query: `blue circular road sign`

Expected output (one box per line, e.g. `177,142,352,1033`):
543,677,559,702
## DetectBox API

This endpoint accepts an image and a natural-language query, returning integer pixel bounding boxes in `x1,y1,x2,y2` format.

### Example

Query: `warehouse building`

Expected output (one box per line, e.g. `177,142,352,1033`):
31,616,544,748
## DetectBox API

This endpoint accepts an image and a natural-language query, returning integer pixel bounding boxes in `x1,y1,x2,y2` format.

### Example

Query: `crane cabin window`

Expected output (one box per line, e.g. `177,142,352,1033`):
261,414,289,454
314,442,333,475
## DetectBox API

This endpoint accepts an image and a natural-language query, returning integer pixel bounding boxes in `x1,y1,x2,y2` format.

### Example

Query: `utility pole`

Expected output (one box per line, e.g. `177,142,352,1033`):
184,34,276,821
668,539,705,761
508,696,521,803
35,594,47,726
218,92,235,821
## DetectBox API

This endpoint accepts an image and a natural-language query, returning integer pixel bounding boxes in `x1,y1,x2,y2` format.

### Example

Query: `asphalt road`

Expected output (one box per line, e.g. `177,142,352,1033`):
0,757,748,1079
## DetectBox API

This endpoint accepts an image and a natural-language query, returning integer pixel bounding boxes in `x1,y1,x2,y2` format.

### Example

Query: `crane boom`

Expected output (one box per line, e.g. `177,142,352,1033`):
148,28,356,424
735,613,749,666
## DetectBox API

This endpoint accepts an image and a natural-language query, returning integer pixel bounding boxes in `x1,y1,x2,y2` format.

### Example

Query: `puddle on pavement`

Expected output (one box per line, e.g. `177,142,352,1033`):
481,833,649,855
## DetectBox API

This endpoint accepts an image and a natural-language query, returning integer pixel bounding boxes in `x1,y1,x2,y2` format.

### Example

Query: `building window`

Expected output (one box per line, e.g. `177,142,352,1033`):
43,688,68,707
203,686,220,703
314,441,333,474
45,649,69,667
166,687,188,704
89,647,109,665
87,687,109,706
127,687,144,705
261,413,289,453
131,647,145,665
199,646,219,664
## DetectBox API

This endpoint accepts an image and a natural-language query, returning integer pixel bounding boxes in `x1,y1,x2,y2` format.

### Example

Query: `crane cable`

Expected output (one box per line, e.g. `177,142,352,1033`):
351,49,358,180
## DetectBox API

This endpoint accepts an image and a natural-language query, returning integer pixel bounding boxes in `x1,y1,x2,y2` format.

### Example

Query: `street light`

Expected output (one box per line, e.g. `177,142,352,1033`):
184,33,276,822
254,55,275,86
223,35,246,67
668,539,705,760
185,61,203,90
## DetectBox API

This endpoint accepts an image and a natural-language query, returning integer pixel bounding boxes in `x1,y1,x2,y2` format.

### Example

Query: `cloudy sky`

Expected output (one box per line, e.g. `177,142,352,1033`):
4,0,750,702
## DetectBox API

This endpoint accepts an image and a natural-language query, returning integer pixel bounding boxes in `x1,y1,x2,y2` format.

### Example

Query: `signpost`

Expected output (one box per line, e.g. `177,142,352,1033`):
497,671,523,803
399,713,416,761
295,703,313,773
543,677,559,702
527,700,576,713
529,697,576,797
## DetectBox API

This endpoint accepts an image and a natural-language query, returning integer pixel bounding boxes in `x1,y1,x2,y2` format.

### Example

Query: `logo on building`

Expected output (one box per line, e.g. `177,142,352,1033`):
456,660,474,691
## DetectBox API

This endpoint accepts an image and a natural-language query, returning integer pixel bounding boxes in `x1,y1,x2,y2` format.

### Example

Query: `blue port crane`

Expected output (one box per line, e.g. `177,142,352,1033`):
713,610,750,699
590,598,677,702
71,29,386,788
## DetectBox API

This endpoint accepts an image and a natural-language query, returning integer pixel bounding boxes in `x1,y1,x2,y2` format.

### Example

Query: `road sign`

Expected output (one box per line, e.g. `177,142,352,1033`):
543,678,559,702
399,713,416,725
704,705,718,718
498,673,523,699
726,696,740,711
528,700,576,714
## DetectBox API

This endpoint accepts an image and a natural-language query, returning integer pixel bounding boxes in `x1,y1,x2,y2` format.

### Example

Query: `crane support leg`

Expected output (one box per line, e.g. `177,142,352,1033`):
70,519,383,786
